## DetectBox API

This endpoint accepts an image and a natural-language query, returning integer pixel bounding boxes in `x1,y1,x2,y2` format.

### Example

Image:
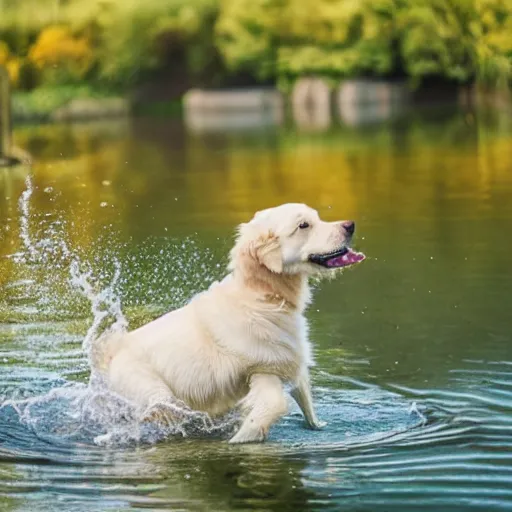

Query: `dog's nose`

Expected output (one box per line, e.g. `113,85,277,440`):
342,221,355,235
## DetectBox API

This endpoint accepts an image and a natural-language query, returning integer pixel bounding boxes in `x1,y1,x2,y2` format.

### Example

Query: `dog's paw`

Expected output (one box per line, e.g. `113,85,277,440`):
307,419,327,430
228,427,266,444
141,405,179,427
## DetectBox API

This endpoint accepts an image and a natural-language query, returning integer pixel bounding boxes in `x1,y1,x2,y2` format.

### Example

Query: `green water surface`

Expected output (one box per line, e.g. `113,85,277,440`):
0,106,511,511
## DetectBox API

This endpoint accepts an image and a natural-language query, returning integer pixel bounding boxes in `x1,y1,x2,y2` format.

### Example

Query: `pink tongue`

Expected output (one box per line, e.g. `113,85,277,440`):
326,249,366,268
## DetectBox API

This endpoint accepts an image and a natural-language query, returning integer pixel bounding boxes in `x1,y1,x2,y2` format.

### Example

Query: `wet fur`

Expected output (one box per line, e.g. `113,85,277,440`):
93,203,352,443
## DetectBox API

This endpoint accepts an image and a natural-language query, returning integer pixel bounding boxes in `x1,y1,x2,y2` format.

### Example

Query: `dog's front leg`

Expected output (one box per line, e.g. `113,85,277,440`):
229,374,288,444
291,370,326,430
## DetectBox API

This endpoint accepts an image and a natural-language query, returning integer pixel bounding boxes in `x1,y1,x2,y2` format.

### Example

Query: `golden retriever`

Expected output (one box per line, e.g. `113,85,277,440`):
93,203,365,443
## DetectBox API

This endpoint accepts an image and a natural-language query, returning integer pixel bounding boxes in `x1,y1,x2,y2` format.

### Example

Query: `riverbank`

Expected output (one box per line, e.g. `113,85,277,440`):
11,84,190,123
9,81,512,126
12,85,129,123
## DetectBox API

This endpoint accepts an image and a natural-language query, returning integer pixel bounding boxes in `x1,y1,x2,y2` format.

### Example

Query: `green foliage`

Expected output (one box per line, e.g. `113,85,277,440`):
397,0,512,85
217,0,512,86
12,85,113,120
215,0,280,79
215,0,399,80
94,0,221,87
0,0,511,90
0,0,220,89
278,0,397,79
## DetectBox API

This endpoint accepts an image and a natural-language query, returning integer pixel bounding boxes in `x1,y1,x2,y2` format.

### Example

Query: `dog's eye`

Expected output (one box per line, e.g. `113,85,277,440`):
299,222,310,229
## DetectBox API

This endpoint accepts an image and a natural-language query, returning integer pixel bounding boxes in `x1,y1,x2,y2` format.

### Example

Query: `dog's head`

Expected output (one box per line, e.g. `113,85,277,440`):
230,203,365,276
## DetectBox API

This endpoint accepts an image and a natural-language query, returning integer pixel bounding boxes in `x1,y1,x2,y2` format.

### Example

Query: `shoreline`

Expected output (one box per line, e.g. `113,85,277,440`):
10,82,511,125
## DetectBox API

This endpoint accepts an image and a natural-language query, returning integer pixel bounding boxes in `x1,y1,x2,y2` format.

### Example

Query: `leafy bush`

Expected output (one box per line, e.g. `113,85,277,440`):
12,84,113,120
28,26,94,84
215,0,279,79
0,0,511,91
397,0,512,86
91,0,220,87
216,0,512,87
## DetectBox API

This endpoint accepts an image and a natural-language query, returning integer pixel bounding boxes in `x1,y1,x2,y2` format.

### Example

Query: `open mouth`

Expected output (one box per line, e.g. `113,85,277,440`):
309,246,366,268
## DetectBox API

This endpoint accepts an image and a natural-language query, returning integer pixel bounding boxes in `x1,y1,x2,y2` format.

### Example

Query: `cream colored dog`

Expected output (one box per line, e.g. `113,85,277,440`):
93,203,365,443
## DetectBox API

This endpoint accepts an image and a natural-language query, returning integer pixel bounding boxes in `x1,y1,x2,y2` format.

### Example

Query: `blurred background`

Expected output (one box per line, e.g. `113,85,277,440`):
0,0,511,124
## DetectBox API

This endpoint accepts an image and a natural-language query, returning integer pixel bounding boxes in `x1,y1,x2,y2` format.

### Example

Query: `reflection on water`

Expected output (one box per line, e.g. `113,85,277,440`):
0,105,511,511
184,82,411,133
185,108,283,133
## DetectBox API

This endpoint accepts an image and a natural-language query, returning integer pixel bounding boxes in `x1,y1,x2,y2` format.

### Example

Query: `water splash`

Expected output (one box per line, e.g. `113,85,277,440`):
69,258,128,361
7,174,221,323
17,175,38,263
2,174,233,446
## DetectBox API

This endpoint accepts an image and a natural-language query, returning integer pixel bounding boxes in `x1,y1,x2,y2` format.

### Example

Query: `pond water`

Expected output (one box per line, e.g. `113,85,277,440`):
0,105,511,511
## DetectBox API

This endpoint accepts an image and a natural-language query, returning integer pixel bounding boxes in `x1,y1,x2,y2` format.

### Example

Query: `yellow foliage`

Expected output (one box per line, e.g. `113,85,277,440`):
28,26,94,81
0,41,21,86
6,58,21,86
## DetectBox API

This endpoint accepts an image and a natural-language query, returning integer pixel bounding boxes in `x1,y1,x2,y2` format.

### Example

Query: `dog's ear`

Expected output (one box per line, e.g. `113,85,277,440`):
229,224,283,274
255,231,282,274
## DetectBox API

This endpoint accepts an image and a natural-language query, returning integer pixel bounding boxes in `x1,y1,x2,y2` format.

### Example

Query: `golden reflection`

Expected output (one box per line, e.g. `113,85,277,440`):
1,110,511,313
